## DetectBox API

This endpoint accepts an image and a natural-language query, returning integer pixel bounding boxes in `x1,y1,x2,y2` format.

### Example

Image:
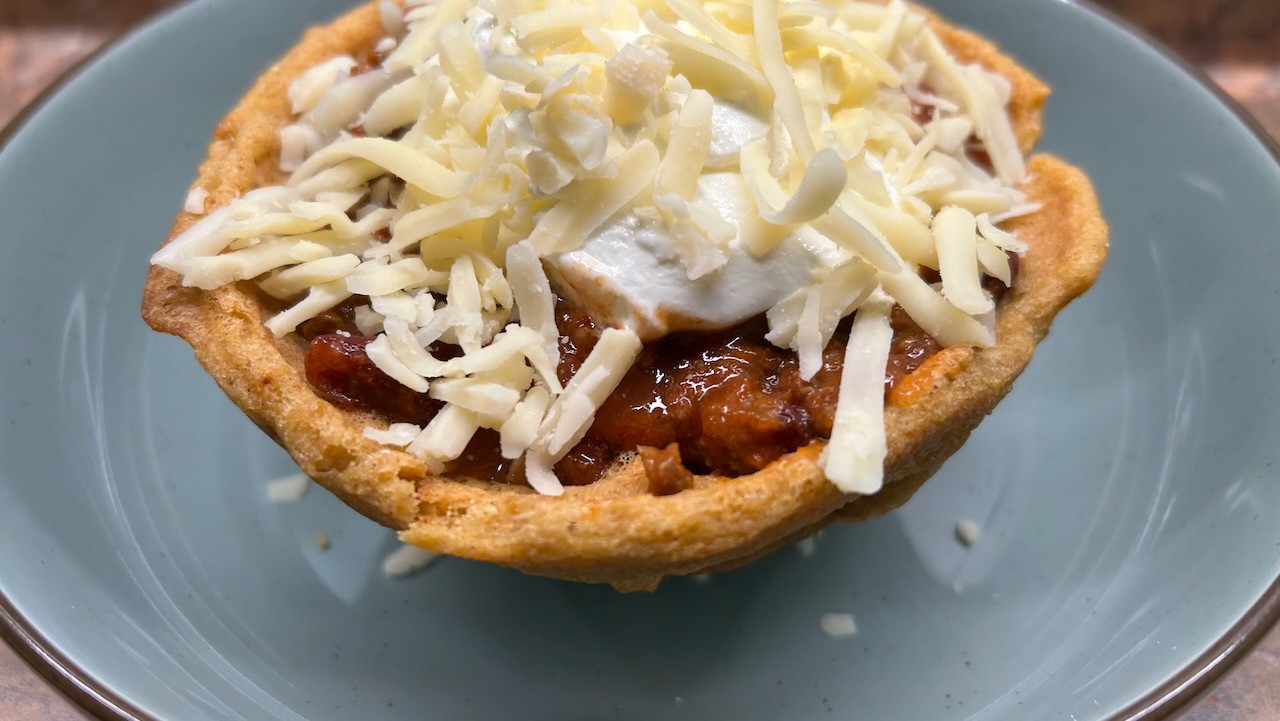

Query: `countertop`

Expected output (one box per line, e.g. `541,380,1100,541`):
1,0,1277,719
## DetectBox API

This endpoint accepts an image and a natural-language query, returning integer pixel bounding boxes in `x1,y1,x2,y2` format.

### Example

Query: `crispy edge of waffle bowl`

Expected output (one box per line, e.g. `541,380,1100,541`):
141,1,1108,591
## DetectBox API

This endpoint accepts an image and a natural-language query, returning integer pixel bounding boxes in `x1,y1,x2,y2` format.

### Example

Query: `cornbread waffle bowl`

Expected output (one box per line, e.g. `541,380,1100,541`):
143,0,1107,590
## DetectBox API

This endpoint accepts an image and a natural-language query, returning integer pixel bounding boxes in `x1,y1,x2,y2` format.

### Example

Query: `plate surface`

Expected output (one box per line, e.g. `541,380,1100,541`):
1,0,1279,719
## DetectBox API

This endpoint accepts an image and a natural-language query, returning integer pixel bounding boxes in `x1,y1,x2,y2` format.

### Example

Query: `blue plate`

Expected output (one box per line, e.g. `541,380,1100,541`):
1,0,1278,719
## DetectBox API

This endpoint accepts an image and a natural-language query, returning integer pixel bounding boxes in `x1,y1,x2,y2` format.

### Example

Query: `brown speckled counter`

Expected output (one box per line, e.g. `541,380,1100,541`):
0,0,1276,719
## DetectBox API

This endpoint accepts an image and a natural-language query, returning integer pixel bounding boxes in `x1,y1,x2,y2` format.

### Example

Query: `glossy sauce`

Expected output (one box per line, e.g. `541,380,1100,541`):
589,318,826,476
305,333,444,426
302,300,951,487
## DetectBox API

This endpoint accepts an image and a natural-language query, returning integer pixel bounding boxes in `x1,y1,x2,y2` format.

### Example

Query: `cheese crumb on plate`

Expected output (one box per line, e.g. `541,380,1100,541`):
265,473,309,503
382,543,439,578
956,518,982,547
819,612,858,638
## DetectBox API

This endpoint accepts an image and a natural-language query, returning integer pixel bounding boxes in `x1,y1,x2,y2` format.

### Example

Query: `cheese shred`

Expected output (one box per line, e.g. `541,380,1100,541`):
820,292,894,494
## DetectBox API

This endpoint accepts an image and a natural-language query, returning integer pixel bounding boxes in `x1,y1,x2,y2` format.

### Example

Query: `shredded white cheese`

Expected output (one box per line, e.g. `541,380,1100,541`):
152,0,1034,497
820,291,894,494
527,141,661,254
363,422,422,447
934,206,993,316
535,328,643,455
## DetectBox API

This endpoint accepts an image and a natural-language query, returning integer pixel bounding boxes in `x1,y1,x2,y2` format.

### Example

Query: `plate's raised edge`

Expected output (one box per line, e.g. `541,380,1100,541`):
0,1,1278,721
0,595,156,721
1116,575,1280,721
1063,4,1280,716
0,5,180,719
1069,0,1280,168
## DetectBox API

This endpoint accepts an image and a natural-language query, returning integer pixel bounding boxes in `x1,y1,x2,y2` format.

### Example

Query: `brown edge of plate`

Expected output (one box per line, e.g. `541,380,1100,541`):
0,6,194,720
0,1,1277,720
1064,0,1280,710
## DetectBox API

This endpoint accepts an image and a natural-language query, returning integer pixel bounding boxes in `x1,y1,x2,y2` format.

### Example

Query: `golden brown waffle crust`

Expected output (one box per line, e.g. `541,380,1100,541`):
141,1,1108,591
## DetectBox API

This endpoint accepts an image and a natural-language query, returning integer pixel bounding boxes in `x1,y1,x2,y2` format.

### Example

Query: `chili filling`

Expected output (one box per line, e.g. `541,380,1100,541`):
301,258,1013,490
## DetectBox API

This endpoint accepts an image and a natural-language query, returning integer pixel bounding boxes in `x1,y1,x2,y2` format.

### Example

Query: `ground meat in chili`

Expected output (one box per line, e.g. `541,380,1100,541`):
589,318,820,477
639,443,695,496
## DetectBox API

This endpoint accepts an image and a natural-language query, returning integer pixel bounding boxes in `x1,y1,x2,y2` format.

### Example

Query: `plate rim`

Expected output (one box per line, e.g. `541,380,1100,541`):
0,0,1277,720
